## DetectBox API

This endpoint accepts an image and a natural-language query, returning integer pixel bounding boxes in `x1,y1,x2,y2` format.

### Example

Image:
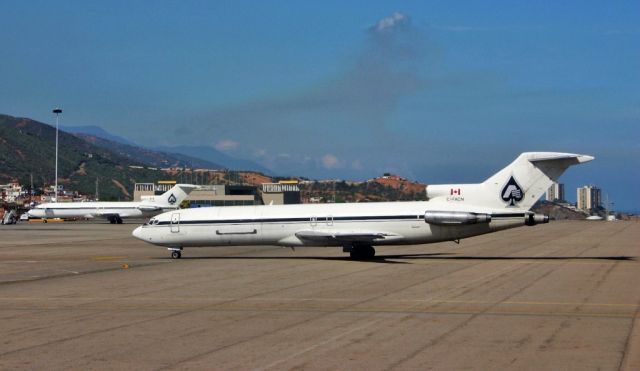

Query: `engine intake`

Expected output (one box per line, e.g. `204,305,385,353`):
525,213,549,226
424,211,491,226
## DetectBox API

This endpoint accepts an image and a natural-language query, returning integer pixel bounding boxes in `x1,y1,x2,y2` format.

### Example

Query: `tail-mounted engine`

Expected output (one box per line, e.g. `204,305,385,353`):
424,211,491,226
525,212,549,226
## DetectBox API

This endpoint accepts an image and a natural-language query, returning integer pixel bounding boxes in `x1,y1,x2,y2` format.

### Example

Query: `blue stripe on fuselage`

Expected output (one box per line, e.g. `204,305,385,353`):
155,213,526,226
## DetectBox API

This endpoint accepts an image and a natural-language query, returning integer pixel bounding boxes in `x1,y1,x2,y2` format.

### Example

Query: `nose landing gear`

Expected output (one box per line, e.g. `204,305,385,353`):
168,247,183,259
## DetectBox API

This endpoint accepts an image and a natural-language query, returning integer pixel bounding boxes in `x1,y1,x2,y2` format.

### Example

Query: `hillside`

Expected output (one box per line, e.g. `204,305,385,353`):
155,145,271,174
300,178,428,203
67,125,269,173
74,133,226,170
0,114,170,200
62,125,137,146
0,113,430,203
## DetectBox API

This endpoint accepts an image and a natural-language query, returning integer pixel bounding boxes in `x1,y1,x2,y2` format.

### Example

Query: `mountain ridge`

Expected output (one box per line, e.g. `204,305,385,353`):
0,114,165,200
154,145,271,174
1,113,430,203
64,124,271,174
74,133,227,170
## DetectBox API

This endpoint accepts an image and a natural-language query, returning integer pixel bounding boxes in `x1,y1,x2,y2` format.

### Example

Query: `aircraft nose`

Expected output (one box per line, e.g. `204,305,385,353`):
132,226,144,240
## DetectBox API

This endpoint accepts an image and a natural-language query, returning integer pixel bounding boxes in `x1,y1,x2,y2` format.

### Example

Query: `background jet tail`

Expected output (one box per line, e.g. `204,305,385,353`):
152,184,199,207
480,152,594,210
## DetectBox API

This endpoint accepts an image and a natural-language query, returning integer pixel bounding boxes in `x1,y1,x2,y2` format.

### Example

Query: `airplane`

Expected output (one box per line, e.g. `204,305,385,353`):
28,184,199,224
133,152,593,259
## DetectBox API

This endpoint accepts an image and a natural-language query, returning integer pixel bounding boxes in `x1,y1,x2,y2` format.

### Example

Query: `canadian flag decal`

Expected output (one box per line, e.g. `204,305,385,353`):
450,188,461,196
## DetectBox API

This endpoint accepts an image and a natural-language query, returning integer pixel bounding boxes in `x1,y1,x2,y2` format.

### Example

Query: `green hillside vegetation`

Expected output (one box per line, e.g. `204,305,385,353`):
1,114,430,202
0,114,174,200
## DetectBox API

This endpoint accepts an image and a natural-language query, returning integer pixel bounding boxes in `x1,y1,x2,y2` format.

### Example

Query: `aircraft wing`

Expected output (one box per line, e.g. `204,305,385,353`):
137,204,162,212
94,210,136,218
94,212,121,219
295,230,401,244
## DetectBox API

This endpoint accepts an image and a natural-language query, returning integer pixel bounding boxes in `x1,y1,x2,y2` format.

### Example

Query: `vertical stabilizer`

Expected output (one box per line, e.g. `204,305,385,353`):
150,184,199,207
480,152,594,210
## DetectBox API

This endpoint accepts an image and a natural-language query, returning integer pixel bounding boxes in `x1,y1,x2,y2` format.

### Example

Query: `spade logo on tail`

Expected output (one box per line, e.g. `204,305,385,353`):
167,193,177,205
500,176,524,206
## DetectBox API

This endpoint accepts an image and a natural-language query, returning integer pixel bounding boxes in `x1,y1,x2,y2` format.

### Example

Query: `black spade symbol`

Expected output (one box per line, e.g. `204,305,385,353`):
501,176,524,206
168,193,177,204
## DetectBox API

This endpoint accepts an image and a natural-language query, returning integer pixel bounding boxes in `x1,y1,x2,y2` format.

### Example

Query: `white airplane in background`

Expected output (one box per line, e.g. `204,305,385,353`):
28,184,198,224
133,152,593,259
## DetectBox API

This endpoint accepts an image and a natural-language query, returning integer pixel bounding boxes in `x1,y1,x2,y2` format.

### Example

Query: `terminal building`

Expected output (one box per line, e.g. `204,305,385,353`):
188,185,258,207
261,182,301,205
133,180,301,207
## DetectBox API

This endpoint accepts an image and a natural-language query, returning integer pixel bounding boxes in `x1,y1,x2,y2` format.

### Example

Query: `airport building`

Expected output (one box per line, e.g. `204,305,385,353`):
134,180,301,207
134,181,257,206
261,181,301,205
1,182,24,203
546,182,565,202
577,185,601,211
187,185,258,207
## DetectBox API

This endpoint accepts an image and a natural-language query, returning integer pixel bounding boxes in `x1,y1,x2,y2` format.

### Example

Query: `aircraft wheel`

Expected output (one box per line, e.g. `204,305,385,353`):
350,245,375,260
171,251,182,259
365,246,376,259
349,249,359,259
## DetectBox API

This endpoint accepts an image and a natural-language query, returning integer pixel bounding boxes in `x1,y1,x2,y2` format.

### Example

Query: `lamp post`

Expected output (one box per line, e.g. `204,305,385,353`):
52,108,62,201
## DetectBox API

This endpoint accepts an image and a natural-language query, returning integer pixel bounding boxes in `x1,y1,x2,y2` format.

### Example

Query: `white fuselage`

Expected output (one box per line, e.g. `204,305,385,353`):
133,201,529,248
131,152,593,258
28,201,176,220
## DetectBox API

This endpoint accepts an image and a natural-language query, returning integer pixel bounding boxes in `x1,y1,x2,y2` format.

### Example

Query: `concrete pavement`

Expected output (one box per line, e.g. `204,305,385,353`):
0,220,638,370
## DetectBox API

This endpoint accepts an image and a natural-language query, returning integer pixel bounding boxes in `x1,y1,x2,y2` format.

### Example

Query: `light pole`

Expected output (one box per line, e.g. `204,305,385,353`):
52,108,62,201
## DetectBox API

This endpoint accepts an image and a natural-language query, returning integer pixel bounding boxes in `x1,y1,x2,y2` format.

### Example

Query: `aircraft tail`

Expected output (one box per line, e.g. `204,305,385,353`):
426,152,594,210
481,152,594,210
153,184,199,207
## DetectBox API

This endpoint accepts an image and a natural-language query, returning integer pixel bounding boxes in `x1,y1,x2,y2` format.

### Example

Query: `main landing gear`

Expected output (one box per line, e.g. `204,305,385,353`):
108,216,123,224
169,247,183,259
343,243,376,260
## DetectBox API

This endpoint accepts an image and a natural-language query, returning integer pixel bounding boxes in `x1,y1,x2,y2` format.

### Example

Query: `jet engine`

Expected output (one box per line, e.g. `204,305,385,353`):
524,212,549,226
424,211,491,225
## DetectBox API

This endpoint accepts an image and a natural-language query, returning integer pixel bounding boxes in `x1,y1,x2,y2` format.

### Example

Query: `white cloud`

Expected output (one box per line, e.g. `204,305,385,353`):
214,139,239,151
372,12,409,32
322,154,342,169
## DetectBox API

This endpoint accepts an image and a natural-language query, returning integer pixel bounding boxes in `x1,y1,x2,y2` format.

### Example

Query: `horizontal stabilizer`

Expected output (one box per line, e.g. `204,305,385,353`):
528,153,595,164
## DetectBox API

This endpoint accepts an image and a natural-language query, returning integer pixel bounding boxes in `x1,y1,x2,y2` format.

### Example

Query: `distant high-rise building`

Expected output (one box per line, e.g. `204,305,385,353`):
577,185,601,210
546,182,565,202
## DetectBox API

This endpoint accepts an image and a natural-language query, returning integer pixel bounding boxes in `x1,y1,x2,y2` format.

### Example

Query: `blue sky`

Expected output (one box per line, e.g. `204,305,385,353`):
1,1,638,210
